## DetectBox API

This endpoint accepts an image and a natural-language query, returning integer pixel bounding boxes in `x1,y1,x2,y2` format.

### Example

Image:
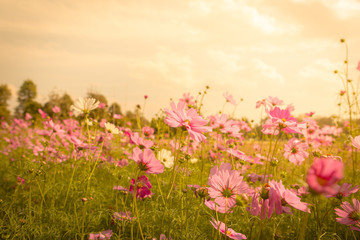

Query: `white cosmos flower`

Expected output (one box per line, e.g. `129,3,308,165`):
190,158,198,163
71,98,99,115
157,149,174,168
104,122,119,134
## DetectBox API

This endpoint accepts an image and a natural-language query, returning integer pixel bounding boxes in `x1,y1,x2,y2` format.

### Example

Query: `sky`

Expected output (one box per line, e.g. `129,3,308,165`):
1,0,360,122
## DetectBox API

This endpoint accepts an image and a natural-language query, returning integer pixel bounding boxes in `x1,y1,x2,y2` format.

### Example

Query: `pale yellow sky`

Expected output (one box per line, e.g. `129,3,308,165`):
1,0,360,121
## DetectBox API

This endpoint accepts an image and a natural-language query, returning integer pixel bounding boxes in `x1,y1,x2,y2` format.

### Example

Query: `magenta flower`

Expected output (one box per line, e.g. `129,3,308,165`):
17,176,25,184
131,147,164,174
164,101,212,142
306,157,344,195
283,138,309,165
210,218,247,240
88,229,112,240
129,175,153,199
207,163,249,209
335,199,360,227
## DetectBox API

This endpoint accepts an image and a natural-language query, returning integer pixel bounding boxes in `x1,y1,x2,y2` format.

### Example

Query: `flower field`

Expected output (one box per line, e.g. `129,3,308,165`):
1,48,360,239
1,87,360,240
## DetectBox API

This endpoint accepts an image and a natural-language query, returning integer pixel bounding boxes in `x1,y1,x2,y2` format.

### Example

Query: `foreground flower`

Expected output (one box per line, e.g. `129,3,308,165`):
207,163,249,209
88,229,112,240
71,97,99,115
283,138,309,165
210,218,247,240
164,101,212,142
132,147,164,174
306,156,344,195
335,199,360,227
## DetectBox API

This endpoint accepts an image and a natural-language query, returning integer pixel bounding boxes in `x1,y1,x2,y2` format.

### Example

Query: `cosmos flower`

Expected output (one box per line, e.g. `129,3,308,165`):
52,106,60,113
351,135,360,150
88,229,112,240
129,175,153,199
131,147,164,174
210,218,247,240
113,211,135,221
335,199,360,226
71,98,99,115
223,92,237,106
179,92,195,106
268,180,310,215
164,101,212,142
207,163,249,209
326,183,359,199
306,156,343,195
283,138,309,165
157,149,175,168
104,122,119,134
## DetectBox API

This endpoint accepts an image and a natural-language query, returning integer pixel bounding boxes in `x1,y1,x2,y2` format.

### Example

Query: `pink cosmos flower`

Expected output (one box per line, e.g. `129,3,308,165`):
210,114,240,134
129,175,153,199
113,113,122,119
351,135,360,150
268,180,310,215
164,101,212,142
179,92,195,106
210,218,247,240
142,126,155,138
357,61,360,71
17,176,25,184
113,211,135,221
52,106,60,113
131,147,164,174
305,112,315,117
88,229,112,240
25,113,32,121
98,102,106,109
38,109,47,119
207,163,249,209
283,138,309,165
267,107,306,134
326,183,359,199
266,96,284,108
335,199,360,227
223,92,237,106
306,157,344,195
129,132,154,149
204,199,233,213
256,99,266,109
